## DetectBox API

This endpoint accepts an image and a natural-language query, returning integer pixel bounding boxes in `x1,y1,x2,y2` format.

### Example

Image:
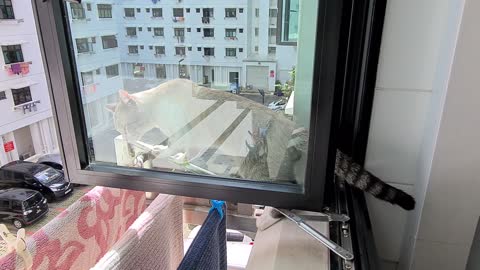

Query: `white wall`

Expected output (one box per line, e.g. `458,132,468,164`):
364,0,452,268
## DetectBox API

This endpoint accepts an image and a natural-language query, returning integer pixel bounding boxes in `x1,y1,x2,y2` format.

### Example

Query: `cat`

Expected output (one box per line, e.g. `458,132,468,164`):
107,79,415,210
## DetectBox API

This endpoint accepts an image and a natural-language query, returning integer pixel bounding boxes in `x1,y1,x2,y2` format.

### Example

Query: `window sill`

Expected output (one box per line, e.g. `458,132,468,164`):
151,17,163,19
0,18,24,24
123,17,136,19
152,36,165,38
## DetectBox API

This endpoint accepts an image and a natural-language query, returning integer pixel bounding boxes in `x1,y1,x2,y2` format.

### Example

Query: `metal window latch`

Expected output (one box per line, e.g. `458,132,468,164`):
274,208,355,262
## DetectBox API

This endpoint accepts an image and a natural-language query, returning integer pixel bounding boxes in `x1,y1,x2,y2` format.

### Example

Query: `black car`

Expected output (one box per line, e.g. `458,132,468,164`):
0,188,48,229
0,161,73,201
37,153,63,170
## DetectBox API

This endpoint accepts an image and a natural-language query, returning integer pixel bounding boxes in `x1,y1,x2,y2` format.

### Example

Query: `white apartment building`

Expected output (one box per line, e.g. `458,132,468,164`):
0,0,58,166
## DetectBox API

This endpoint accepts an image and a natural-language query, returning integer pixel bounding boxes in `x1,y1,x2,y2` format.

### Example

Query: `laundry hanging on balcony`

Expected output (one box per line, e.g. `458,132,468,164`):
6,62,30,76
10,63,21,75
178,200,227,270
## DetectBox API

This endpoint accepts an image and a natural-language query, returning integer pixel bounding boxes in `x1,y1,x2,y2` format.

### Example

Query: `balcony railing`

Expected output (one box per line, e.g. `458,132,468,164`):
225,36,238,41
4,61,32,76
126,34,137,38
13,100,40,114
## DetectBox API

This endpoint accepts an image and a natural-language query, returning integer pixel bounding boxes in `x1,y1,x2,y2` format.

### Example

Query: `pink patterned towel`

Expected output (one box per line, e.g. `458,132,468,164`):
92,194,184,270
0,186,146,270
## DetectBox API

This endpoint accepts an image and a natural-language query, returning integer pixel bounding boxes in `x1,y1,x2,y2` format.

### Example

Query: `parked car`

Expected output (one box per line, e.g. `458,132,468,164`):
0,161,73,201
0,188,48,229
37,153,63,170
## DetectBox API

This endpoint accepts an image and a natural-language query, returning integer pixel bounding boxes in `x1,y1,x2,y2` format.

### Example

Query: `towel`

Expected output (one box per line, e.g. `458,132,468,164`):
92,194,183,270
178,205,226,270
20,63,30,75
10,64,21,75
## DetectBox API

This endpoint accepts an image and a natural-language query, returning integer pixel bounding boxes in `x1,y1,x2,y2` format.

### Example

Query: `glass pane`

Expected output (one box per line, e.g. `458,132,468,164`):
65,0,316,186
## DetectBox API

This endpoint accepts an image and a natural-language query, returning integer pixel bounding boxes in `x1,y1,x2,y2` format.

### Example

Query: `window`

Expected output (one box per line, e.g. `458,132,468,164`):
254,46,258,52
124,8,135,18
138,27,142,32
2,45,23,64
70,3,85,20
152,8,162,18
188,47,192,51
126,27,137,37
175,46,185,56
147,27,151,32
204,47,214,56
133,63,144,78
173,8,184,17
153,27,164,37
255,8,259,17
268,46,276,55
97,4,112,18
106,64,119,78
187,28,191,32
225,29,236,38
128,45,139,54
81,71,94,86
203,8,213,18
196,8,200,13
146,8,150,13
136,8,141,13
149,46,153,50
39,0,384,211
86,3,91,11
186,8,190,13
225,8,236,18
197,47,201,52
174,28,185,37
279,0,299,43
269,28,277,36
269,9,278,17
197,28,201,33
76,38,91,53
11,87,32,106
255,28,259,37
155,64,166,79
203,28,214,38
239,28,244,33
225,48,236,57
155,46,165,55
239,8,244,13
0,0,14,20
140,45,144,50
0,91,6,100
239,48,243,52
102,35,118,49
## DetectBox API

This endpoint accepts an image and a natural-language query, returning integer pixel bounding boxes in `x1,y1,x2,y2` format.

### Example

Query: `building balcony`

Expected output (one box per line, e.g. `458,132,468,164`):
202,17,211,24
4,61,32,76
174,36,185,43
13,100,41,114
225,36,238,41
172,17,185,23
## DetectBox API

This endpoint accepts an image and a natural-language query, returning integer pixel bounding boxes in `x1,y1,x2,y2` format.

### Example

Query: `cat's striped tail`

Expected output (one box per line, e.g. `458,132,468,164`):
335,150,416,210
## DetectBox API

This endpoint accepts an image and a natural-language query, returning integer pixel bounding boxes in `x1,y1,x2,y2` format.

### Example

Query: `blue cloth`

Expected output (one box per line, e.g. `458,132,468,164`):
178,205,227,270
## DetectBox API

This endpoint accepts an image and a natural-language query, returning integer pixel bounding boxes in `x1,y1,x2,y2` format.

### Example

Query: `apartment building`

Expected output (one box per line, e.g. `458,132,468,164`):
0,0,58,166
66,0,297,102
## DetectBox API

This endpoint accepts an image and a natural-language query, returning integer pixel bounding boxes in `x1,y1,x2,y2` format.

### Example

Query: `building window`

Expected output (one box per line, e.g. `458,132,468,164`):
133,63,144,78
146,8,150,13
186,8,190,13
81,71,94,85
279,0,299,43
70,3,85,20
196,8,200,13
155,46,165,55
225,48,236,57
140,45,144,50
239,8,244,13
239,28,244,33
255,8,259,17
173,8,184,17
2,45,23,64
128,45,139,54
124,8,135,18
149,46,153,50
203,8,213,18
269,28,277,36
188,46,192,51
254,46,258,52
197,47,202,52
175,47,186,56
126,27,137,37
136,8,141,13
197,28,201,33
0,0,14,20
225,29,236,38
155,64,166,79
0,91,6,100
86,3,91,11
174,28,185,37
255,28,259,37
105,64,119,78
269,9,278,17
76,38,92,53
204,47,214,56
153,27,164,37
11,87,32,106
268,46,276,55
239,48,243,52
203,28,214,38
225,8,236,18
152,8,162,18
97,4,112,18
187,28,191,32
102,35,118,49
138,27,142,32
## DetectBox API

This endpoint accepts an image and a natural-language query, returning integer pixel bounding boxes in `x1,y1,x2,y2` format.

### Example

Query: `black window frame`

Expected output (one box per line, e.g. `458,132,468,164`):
152,8,162,18
204,47,214,56
97,4,112,19
105,64,119,78
225,8,236,18
11,87,32,106
153,27,164,37
173,8,184,17
0,91,6,100
2,44,24,64
155,46,165,55
126,27,137,37
33,0,385,212
101,35,118,49
225,48,236,57
203,28,214,38
0,0,14,20
128,45,139,54
124,8,135,18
